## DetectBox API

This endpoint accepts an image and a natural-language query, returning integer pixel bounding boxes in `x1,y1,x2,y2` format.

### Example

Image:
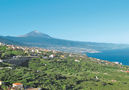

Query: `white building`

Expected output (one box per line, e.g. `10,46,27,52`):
0,59,3,63
96,76,99,80
75,59,80,62
49,54,54,58
0,81,2,85
0,42,2,46
114,62,122,65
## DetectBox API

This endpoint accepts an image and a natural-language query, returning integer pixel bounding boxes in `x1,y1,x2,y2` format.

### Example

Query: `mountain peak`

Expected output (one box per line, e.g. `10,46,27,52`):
32,30,40,33
18,30,52,38
29,30,42,35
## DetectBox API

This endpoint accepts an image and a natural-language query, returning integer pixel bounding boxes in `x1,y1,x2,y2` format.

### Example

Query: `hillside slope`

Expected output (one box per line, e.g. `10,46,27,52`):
0,36,24,45
0,45,129,90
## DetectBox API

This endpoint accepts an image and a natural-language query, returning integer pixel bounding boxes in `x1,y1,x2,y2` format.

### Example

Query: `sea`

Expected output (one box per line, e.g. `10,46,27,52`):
87,49,129,66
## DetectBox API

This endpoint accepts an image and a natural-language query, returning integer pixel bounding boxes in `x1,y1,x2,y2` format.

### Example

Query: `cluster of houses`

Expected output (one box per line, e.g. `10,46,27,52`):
113,62,122,65
0,42,84,66
0,42,59,57
0,42,56,54
0,81,41,90
0,42,86,59
6,44,47,54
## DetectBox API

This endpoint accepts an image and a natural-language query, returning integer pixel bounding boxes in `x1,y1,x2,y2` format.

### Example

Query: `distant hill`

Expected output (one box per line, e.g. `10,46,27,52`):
1,30,129,53
0,36,24,45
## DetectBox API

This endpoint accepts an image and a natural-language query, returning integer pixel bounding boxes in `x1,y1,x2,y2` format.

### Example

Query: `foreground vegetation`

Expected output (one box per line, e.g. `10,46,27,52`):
0,45,129,90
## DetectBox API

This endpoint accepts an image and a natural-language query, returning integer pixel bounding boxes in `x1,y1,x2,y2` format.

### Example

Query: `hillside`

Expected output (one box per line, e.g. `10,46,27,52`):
0,44,129,90
2,30,129,53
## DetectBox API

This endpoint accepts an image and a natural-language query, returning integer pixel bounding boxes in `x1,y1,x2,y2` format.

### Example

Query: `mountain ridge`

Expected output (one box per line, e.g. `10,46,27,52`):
1,30,129,53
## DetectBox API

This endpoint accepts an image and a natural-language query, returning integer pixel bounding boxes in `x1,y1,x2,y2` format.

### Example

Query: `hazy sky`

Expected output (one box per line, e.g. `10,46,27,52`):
0,0,129,44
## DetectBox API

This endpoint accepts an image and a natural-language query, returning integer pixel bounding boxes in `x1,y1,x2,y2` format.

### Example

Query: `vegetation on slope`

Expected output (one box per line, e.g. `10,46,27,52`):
0,45,129,90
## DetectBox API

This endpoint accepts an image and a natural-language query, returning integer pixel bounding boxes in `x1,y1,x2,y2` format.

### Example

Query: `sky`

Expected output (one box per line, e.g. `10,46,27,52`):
0,0,129,44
